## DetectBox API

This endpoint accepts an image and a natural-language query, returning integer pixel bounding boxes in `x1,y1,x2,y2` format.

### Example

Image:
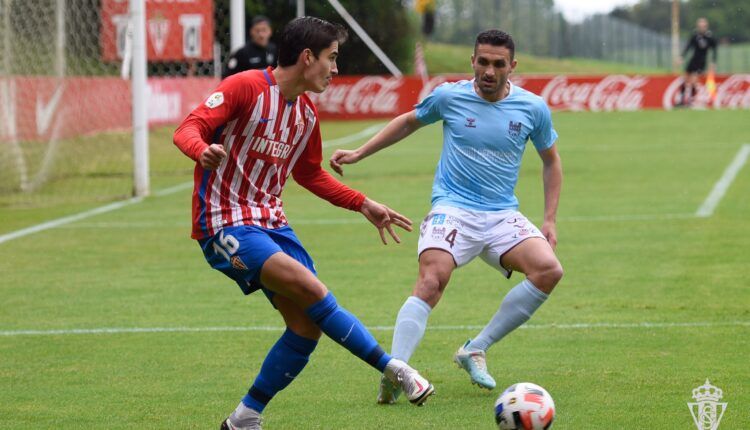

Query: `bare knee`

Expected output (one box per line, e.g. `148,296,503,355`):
287,319,322,340
274,295,323,340
289,276,328,307
414,267,453,308
527,260,563,294
260,253,328,307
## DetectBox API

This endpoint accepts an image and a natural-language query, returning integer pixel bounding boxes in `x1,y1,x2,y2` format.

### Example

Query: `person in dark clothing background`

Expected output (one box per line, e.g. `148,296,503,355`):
223,16,278,79
679,17,717,107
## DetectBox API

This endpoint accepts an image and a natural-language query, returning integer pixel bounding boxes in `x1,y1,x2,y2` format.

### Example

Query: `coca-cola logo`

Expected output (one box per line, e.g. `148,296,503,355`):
542,75,645,111
662,74,750,109
662,76,713,109
714,74,750,109
307,76,402,114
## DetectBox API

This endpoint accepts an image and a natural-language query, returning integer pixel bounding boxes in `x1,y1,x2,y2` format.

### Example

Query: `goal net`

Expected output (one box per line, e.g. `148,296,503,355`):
0,0,227,209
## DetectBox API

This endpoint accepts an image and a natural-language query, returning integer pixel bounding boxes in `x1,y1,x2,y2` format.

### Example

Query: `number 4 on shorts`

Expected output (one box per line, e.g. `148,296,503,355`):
445,229,457,248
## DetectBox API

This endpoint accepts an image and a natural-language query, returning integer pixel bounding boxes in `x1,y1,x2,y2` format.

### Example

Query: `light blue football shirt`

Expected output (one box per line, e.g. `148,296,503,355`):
415,79,558,211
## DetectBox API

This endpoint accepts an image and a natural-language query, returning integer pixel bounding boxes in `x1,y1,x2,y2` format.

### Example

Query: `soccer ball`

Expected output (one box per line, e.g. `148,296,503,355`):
494,382,555,430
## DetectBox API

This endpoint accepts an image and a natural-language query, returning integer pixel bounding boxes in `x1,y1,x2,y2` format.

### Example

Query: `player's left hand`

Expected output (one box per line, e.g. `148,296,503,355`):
541,221,557,250
359,198,413,245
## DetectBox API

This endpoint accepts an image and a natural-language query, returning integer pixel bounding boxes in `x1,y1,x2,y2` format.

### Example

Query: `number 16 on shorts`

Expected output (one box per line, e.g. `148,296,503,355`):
212,230,240,261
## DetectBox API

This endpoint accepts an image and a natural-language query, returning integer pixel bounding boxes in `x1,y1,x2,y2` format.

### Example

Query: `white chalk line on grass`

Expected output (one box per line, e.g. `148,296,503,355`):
0,125,387,246
322,122,386,148
696,143,750,217
1,321,748,337
0,197,144,245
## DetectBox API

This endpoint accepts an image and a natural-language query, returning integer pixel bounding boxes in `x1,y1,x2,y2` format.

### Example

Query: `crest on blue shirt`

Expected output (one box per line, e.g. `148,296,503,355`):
464,117,477,128
508,120,522,138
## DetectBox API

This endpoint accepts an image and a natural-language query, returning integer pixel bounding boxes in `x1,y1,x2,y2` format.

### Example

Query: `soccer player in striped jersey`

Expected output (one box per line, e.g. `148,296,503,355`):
173,17,434,430
331,30,563,402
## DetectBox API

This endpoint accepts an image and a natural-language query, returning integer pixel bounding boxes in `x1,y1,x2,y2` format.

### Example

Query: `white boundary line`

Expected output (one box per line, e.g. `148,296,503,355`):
696,144,750,217
0,197,143,245
321,122,385,148
0,125,386,245
1,321,748,337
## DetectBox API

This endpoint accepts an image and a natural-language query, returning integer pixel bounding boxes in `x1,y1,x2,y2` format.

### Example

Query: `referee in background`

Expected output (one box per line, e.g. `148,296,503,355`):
222,16,278,79
679,17,717,107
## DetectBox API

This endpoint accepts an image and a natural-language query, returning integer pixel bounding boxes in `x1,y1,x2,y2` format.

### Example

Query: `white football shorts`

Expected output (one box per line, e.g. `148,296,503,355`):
417,205,546,278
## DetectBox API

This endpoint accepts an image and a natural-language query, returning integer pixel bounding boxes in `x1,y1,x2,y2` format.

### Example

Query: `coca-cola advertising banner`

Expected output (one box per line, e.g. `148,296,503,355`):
309,74,750,119
2,74,748,143
101,0,214,61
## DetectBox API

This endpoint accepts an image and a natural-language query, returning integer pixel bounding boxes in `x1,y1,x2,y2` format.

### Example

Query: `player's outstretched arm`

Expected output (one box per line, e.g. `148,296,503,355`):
329,110,422,176
359,197,413,245
539,145,562,249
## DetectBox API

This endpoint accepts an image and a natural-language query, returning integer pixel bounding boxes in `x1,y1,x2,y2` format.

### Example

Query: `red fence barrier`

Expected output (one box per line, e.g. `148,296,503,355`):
309,74,750,119
2,74,748,142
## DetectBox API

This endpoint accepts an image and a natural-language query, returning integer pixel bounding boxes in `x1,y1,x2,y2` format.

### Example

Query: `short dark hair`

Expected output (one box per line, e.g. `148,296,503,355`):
474,30,515,59
277,17,348,67
250,15,271,29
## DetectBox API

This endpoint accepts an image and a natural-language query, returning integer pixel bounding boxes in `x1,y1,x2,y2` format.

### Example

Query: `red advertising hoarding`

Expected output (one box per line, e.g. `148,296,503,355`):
101,0,214,61
308,74,750,119
2,74,748,143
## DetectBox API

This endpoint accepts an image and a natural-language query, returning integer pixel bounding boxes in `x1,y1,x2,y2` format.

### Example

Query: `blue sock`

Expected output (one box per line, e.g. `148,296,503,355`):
242,328,318,413
306,292,391,372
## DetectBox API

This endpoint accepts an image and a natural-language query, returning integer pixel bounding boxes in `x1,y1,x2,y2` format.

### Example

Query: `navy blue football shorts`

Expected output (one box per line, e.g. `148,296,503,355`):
198,225,316,300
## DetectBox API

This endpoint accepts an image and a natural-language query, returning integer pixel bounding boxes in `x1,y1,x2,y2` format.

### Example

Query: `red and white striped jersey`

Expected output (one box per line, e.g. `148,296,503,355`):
174,67,365,240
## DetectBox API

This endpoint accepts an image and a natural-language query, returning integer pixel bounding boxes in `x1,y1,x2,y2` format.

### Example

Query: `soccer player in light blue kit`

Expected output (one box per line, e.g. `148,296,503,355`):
330,30,563,401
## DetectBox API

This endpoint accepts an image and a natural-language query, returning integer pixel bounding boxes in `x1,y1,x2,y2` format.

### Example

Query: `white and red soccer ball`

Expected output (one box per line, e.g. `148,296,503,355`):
494,382,555,430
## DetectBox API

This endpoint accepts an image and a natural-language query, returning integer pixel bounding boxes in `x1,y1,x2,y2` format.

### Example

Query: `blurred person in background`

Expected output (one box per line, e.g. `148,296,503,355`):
223,15,278,79
679,17,717,107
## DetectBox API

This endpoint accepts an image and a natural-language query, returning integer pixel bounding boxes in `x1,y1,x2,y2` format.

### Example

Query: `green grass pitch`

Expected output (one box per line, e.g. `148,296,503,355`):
1,109,749,429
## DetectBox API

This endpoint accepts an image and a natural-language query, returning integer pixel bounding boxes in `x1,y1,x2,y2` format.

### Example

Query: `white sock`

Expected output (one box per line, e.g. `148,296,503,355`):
230,402,261,426
467,279,548,352
390,296,432,362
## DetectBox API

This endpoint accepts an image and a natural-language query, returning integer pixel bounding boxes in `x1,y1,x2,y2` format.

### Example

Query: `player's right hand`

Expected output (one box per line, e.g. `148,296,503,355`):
200,144,227,170
329,149,361,176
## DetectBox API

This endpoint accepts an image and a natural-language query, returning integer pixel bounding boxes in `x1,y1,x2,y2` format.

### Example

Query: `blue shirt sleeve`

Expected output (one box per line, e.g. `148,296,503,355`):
529,100,558,151
414,84,449,125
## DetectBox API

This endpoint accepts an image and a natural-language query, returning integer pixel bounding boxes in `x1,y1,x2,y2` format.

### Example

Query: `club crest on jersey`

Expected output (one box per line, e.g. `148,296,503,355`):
508,120,522,138
205,92,224,109
464,117,477,128
231,255,248,271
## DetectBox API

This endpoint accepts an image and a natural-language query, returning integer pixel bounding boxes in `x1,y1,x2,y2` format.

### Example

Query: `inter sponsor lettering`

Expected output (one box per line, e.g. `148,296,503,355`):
250,136,293,160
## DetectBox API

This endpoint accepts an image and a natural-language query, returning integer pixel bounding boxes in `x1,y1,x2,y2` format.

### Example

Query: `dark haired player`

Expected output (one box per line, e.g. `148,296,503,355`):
331,29,563,401
174,17,433,430
679,18,717,107
223,15,278,79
